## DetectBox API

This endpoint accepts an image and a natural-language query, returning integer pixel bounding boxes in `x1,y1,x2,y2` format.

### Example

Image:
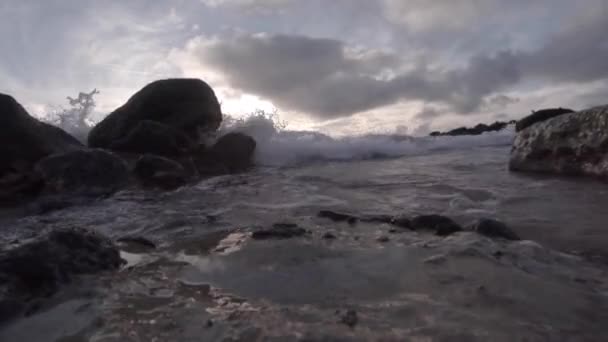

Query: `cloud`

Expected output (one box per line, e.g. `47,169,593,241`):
177,2,607,120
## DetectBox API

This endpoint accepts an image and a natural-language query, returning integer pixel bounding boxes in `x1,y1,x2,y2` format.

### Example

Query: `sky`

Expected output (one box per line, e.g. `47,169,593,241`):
1,0,607,135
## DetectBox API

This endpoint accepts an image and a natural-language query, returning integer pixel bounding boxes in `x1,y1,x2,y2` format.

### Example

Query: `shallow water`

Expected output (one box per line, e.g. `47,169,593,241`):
2,145,608,341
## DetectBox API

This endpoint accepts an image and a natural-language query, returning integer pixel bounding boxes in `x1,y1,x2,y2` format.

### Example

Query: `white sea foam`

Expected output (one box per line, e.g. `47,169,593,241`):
221,112,515,166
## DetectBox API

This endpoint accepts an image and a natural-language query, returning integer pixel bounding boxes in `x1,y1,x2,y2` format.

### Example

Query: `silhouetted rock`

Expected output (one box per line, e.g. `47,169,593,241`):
35,149,129,195
110,120,195,157
411,214,462,236
471,218,520,241
208,132,257,173
88,78,222,148
0,93,82,203
133,154,188,190
516,108,574,132
0,228,122,323
510,105,608,178
430,121,509,137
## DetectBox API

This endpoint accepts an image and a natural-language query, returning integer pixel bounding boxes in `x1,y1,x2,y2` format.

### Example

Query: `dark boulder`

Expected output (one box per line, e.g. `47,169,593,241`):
471,218,520,241
133,154,188,190
0,93,82,179
88,78,222,148
411,214,462,236
0,228,123,322
109,120,195,157
35,149,129,195
208,132,256,173
516,108,574,132
510,105,608,178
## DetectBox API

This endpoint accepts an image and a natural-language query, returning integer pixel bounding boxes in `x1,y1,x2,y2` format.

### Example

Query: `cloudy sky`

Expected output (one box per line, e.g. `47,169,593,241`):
1,0,607,135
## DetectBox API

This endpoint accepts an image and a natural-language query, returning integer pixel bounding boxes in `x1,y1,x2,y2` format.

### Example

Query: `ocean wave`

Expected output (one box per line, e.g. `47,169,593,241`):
221,113,516,166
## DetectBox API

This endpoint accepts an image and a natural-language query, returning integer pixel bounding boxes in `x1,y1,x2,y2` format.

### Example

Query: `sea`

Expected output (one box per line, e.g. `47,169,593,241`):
1,114,608,341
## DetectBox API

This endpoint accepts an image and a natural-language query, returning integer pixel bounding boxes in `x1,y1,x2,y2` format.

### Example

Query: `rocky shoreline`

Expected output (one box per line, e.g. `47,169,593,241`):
0,78,257,207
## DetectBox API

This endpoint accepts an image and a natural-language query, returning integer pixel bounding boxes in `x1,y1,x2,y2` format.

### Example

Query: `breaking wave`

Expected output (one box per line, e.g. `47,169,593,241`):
221,111,516,166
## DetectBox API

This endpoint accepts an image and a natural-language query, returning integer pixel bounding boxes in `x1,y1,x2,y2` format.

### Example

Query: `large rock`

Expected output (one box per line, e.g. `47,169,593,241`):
0,93,82,178
109,120,195,157
133,154,189,190
88,78,222,149
0,228,122,323
35,149,129,195
509,105,608,178
515,108,574,132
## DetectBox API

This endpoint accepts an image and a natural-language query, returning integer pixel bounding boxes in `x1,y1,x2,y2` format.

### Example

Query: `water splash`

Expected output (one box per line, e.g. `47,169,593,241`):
41,89,99,143
220,110,516,166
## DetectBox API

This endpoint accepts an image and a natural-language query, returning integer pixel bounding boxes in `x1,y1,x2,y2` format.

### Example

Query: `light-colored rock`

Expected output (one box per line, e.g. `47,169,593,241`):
509,105,608,178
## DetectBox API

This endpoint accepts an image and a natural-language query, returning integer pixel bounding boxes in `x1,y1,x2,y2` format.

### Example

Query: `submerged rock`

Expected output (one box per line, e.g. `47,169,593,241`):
133,154,189,190
35,149,129,195
317,210,358,224
411,214,462,236
472,218,521,241
509,105,608,178
251,224,308,240
0,228,123,322
515,108,574,132
88,78,222,149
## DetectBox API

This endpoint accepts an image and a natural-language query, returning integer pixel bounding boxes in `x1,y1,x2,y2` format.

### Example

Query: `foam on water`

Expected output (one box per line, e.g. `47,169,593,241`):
221,112,516,166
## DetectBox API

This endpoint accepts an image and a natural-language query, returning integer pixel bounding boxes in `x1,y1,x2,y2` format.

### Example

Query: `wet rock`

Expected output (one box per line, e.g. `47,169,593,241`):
390,215,411,229
317,210,358,224
411,214,462,236
340,310,358,328
322,232,337,240
360,214,394,224
35,149,129,195
516,108,574,132
0,93,82,178
509,105,608,178
116,236,157,250
88,78,222,148
109,120,195,157
377,236,390,243
472,218,521,241
208,132,257,173
133,154,189,190
0,93,82,204
251,224,308,240
0,228,122,322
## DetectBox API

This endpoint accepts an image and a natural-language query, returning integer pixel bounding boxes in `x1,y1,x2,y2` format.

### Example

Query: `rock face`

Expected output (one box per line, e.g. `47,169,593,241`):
88,78,222,149
509,105,608,178
515,108,574,132
195,132,257,174
0,93,82,178
411,215,463,236
0,228,123,323
109,120,195,157
133,154,188,190
35,149,129,195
